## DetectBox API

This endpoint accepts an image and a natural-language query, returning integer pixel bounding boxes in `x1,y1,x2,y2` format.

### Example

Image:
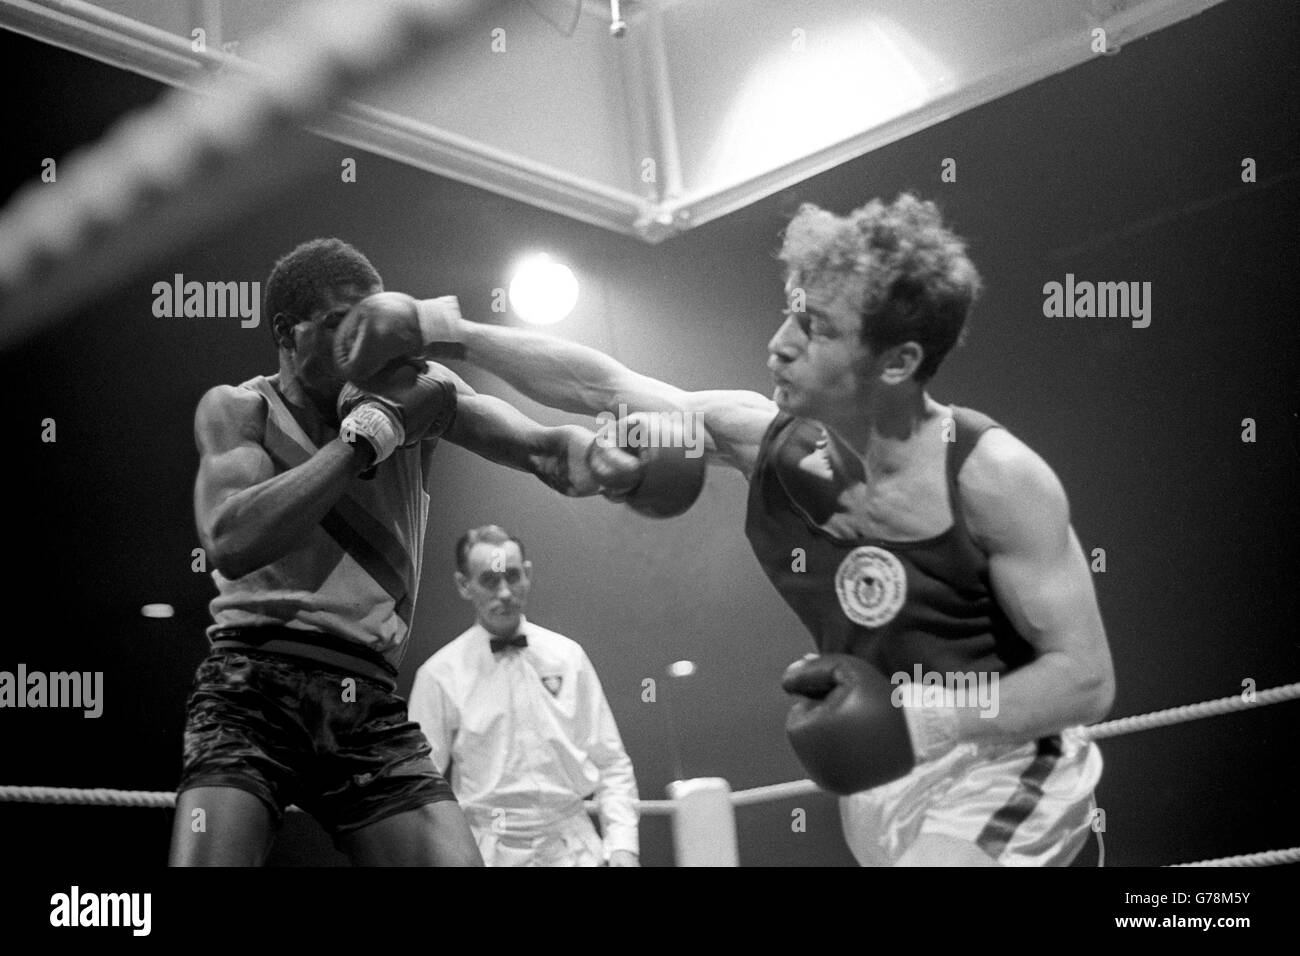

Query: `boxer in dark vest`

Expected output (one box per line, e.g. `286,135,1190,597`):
401,195,1115,866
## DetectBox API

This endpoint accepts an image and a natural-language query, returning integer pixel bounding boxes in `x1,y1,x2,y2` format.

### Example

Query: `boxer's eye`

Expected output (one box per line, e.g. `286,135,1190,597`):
783,309,811,336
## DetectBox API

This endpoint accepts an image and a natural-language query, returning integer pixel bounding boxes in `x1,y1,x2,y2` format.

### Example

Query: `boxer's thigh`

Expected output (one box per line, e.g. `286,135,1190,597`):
309,672,470,863
169,786,276,866
840,744,977,866
171,652,307,865
338,801,483,866
918,731,1102,867
896,832,1000,867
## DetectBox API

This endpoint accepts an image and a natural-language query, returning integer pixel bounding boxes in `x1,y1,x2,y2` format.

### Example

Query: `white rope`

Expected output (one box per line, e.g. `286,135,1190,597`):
5,682,1294,809
1169,846,1300,868
1083,682,1300,740
631,800,677,816
0,785,304,812
4,682,1296,865
5,784,1292,866
731,779,819,807
0,784,679,816
0,785,176,808
0,0,479,345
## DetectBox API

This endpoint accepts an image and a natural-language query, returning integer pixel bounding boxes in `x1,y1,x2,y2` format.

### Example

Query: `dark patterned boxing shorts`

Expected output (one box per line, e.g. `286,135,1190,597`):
177,648,454,839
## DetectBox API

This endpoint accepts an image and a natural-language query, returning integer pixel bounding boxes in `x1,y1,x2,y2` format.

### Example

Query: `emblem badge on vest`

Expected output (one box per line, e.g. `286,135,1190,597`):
541,675,563,697
834,545,907,628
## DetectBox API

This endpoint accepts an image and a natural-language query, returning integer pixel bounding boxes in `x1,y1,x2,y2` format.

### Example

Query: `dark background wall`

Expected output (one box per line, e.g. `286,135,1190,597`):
1,0,1296,866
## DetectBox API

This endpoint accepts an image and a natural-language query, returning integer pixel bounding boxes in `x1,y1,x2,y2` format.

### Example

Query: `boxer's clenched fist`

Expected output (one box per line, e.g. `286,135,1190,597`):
586,412,707,518
530,424,641,498
583,417,645,500
554,425,642,498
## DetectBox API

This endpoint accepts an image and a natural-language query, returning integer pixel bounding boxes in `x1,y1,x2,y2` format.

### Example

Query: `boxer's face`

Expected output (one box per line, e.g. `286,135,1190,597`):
767,274,878,420
282,281,382,405
456,541,533,637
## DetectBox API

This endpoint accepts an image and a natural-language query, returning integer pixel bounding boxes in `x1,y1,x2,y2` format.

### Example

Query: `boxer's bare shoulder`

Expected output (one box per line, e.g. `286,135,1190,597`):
193,385,276,569
957,426,1069,553
194,384,267,451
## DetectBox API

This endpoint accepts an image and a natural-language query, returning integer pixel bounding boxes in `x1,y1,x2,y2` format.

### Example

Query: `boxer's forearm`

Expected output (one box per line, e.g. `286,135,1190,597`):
459,322,681,415
444,392,593,496
953,650,1112,745
206,439,370,578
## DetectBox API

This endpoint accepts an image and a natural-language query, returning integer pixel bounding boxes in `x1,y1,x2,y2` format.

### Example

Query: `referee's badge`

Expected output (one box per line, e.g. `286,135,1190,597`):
541,675,563,697
834,546,907,628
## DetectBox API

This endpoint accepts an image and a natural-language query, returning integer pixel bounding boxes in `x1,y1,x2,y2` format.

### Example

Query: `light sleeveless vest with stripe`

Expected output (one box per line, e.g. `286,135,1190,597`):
207,375,429,672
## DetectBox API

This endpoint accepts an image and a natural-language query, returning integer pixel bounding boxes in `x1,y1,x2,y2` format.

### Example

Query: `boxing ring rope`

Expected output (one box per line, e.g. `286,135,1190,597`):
1170,847,1300,868
0,0,484,346
3,681,1297,866
1079,682,1300,740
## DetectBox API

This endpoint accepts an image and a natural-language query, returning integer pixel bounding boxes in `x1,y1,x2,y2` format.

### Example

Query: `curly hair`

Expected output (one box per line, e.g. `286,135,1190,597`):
778,194,982,381
264,238,381,349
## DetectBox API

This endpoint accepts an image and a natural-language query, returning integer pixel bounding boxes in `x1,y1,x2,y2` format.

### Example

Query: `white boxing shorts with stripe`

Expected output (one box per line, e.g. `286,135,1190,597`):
840,727,1102,866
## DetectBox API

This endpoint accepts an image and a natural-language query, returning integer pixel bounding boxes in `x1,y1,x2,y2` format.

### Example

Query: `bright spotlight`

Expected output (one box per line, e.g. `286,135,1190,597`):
508,254,579,325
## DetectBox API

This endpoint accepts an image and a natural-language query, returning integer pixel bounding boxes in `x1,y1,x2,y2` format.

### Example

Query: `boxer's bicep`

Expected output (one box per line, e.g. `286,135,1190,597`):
193,386,274,552
965,435,1113,717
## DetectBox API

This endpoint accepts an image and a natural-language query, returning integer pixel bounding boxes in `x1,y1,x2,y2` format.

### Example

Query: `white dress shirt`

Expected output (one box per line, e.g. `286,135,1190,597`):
409,616,639,859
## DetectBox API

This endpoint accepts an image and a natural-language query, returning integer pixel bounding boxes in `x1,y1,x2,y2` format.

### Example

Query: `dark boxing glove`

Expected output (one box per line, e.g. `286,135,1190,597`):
782,653,963,795
587,410,706,518
334,291,464,386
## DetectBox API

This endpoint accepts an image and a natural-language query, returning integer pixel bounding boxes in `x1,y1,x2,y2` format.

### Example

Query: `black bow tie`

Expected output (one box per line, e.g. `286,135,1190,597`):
490,633,528,653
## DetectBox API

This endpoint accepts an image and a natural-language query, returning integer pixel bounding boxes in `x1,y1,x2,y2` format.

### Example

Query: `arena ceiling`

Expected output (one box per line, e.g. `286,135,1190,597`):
3,0,1230,240
0,0,1231,339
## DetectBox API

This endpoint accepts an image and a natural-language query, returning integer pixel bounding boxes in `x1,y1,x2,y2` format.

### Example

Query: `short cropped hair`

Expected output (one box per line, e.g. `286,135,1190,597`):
455,525,527,574
778,194,982,381
264,238,381,348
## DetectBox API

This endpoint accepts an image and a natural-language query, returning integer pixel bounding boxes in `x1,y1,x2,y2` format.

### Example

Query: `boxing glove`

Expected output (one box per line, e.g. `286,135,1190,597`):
586,411,706,518
337,361,459,466
334,291,464,386
782,654,961,795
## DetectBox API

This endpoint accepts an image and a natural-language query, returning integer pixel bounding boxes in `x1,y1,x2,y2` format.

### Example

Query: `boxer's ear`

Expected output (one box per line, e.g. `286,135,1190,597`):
273,312,296,350
879,341,924,385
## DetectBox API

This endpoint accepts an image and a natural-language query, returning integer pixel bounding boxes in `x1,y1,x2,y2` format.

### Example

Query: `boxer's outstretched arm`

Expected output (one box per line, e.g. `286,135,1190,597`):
457,322,777,475
194,386,374,580
435,367,634,498
956,429,1116,743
